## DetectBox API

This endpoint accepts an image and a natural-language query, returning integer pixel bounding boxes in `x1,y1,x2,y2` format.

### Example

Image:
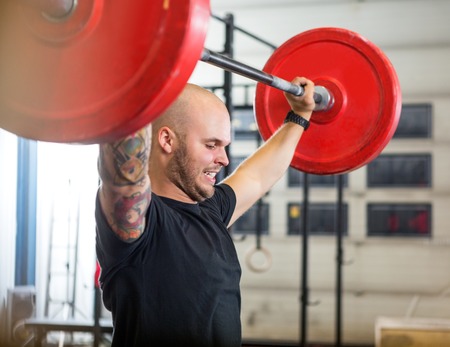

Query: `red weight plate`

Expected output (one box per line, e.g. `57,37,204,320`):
0,0,210,143
255,27,402,175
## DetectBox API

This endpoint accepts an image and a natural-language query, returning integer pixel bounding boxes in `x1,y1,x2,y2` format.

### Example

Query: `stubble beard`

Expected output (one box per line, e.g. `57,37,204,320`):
167,142,215,202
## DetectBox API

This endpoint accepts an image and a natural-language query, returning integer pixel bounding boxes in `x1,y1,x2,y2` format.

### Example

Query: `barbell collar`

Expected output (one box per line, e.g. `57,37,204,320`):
21,0,76,20
313,85,334,112
201,48,330,111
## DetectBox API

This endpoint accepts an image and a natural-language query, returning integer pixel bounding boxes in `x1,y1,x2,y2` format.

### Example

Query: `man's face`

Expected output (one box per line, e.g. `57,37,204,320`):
167,108,231,202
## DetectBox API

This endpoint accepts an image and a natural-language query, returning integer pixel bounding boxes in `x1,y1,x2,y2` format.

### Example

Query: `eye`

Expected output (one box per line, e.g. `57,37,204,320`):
206,144,216,150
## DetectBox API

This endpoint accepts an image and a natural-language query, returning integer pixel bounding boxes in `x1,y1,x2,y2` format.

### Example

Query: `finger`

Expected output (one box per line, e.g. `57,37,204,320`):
292,76,313,87
289,77,314,98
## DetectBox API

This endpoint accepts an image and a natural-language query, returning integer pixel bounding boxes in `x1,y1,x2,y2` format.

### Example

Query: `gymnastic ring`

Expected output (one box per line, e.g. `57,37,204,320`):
245,245,272,273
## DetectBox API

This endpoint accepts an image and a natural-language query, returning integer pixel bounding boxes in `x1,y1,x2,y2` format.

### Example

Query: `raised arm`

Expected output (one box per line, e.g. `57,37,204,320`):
223,77,315,226
97,125,152,242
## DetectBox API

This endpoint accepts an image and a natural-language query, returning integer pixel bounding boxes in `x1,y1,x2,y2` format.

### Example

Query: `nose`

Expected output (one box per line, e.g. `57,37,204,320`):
215,147,229,167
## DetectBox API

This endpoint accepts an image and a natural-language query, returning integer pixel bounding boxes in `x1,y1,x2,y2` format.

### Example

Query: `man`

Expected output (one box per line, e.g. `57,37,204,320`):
95,77,315,346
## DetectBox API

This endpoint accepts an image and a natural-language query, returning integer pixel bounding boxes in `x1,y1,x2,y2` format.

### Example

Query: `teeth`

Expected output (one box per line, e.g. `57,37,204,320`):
205,172,216,178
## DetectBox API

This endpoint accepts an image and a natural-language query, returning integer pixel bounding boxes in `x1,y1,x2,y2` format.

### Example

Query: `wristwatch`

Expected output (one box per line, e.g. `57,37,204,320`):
284,110,310,131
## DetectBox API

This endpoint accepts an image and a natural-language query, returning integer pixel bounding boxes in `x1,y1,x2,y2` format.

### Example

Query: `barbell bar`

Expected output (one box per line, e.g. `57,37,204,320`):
200,49,333,112
0,0,402,175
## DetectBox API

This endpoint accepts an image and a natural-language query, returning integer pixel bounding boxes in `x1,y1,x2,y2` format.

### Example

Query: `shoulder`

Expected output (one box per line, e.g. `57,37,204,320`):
204,183,236,205
201,184,236,223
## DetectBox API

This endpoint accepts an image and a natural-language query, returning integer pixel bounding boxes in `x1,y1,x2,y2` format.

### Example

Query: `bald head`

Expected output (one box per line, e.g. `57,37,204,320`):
152,84,227,139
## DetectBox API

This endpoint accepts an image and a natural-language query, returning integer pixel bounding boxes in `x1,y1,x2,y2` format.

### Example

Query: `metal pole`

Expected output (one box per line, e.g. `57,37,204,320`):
335,174,344,347
255,131,263,250
223,13,234,178
300,173,310,347
71,197,81,318
211,14,278,50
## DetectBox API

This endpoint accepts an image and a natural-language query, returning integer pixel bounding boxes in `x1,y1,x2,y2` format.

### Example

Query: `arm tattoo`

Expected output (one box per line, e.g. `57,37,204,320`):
110,128,150,187
111,188,151,242
98,127,152,241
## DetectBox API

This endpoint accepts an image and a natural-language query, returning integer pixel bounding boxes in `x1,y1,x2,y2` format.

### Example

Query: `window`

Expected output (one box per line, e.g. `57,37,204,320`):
234,202,269,235
367,203,431,237
217,155,245,182
367,154,432,187
231,106,261,141
288,168,348,188
287,202,348,236
229,156,246,172
394,103,432,138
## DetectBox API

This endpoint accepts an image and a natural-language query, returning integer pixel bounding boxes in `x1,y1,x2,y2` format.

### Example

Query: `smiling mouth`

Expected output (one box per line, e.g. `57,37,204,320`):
204,171,217,179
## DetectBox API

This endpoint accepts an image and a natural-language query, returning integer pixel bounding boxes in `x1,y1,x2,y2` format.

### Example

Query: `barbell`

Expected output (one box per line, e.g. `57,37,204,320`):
0,0,402,175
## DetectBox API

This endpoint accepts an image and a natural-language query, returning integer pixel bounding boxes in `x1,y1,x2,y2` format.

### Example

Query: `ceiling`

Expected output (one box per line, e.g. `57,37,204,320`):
210,0,410,11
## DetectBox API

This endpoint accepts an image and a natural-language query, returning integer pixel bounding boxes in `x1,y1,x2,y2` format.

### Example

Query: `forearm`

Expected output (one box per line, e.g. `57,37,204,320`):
97,125,152,241
224,121,305,226
225,77,314,226
235,121,304,193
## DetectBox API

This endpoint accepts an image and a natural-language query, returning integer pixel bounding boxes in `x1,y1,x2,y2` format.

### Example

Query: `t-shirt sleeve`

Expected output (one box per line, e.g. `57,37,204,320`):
95,190,148,278
209,183,237,226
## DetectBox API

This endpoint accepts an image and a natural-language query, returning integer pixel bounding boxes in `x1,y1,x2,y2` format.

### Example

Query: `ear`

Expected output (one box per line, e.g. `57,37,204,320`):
157,126,176,154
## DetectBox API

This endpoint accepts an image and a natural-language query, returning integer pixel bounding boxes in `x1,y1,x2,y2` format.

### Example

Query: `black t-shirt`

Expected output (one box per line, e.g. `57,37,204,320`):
95,184,242,347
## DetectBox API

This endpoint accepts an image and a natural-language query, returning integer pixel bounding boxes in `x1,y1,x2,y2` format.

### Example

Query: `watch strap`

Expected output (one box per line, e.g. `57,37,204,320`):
284,110,310,130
